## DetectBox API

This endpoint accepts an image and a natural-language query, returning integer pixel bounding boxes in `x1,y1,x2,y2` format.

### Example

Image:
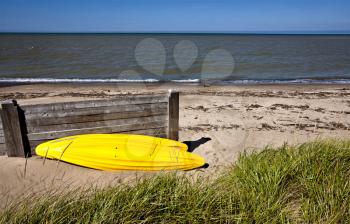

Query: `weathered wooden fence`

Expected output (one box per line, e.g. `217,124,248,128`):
0,91,179,157
0,117,5,156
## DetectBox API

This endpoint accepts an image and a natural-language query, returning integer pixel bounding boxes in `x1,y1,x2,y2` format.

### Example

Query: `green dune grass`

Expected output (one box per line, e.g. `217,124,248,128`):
2,139,350,223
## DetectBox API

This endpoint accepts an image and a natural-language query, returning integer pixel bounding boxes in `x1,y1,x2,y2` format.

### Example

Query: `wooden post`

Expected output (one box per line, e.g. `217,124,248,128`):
167,90,179,140
0,100,26,157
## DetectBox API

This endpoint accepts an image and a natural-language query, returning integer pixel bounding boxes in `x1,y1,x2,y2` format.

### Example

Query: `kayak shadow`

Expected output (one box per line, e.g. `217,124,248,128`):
182,137,211,153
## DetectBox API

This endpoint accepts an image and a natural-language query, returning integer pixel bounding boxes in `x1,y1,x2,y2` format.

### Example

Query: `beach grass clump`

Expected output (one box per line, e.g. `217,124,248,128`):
216,139,350,222
2,139,350,223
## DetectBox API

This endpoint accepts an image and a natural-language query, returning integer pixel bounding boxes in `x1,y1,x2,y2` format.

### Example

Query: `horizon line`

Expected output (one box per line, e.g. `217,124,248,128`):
1,31,350,35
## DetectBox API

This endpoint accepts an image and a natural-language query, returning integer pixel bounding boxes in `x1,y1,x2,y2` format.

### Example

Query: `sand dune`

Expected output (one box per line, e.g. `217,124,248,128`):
1,83,350,207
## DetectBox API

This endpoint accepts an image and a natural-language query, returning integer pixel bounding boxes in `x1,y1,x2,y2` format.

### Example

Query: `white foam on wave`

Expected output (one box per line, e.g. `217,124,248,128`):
0,78,160,83
220,79,350,84
171,79,200,83
0,78,350,84
0,78,202,84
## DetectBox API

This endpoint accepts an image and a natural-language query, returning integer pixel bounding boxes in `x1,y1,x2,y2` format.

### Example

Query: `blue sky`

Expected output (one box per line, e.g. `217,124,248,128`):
0,0,349,33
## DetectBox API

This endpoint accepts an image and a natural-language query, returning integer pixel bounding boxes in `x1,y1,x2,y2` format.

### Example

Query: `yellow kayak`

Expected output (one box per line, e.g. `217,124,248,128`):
35,134,205,171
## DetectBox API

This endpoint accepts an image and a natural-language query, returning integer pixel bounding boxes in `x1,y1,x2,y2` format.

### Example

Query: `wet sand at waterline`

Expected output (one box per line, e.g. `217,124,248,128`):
1,83,350,207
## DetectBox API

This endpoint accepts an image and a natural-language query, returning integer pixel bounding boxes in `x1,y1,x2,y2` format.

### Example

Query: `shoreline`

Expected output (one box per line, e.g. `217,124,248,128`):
0,83,350,105
1,82,350,92
1,78,350,87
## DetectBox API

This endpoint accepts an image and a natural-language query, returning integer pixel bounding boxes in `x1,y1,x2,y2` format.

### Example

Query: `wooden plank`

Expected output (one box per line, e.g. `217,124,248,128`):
26,103,168,123
123,128,167,137
0,143,6,156
29,127,167,155
0,100,26,157
27,107,167,128
21,95,168,114
27,114,167,133
28,120,167,141
167,91,179,140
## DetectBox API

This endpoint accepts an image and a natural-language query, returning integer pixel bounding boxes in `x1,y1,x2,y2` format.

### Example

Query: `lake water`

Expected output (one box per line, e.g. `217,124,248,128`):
0,33,350,84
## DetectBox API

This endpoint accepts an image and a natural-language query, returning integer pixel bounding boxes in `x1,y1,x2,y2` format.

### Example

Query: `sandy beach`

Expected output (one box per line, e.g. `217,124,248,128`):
1,83,350,207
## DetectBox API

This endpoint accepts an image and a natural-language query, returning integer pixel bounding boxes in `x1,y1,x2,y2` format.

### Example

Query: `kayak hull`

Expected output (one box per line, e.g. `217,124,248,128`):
35,134,205,171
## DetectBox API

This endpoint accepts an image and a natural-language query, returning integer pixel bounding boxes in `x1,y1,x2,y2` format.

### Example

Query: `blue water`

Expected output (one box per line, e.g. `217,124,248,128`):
0,33,350,84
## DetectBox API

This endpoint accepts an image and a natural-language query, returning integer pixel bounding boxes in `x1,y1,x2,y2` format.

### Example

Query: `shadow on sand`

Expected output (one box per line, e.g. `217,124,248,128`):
182,137,211,169
182,137,211,152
